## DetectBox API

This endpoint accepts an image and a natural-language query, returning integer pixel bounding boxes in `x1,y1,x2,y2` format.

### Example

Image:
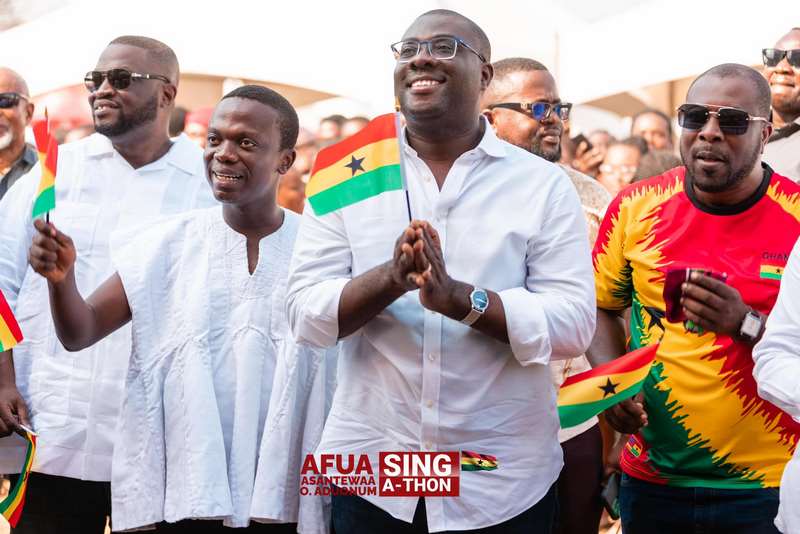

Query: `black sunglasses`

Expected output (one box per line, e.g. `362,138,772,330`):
84,68,171,92
488,101,572,121
762,48,800,69
0,92,29,109
677,103,769,136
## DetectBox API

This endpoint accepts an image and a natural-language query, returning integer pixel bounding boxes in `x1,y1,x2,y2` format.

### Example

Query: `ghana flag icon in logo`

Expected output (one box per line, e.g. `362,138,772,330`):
461,451,498,472
760,264,784,280
306,113,404,216
557,344,657,429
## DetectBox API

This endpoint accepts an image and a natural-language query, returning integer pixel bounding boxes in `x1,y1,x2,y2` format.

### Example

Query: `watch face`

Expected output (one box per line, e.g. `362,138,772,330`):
741,313,761,338
472,289,489,311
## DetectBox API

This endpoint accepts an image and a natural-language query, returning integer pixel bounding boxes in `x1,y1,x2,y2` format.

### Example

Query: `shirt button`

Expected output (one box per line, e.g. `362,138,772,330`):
427,353,435,362
425,399,433,408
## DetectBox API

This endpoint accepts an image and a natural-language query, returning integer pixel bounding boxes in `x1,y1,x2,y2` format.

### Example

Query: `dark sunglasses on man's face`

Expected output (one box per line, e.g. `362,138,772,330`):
677,103,769,136
762,48,800,69
0,92,29,109
84,68,171,92
488,101,572,121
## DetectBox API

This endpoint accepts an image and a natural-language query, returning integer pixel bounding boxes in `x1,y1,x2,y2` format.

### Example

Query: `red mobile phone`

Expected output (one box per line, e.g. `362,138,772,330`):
663,268,728,323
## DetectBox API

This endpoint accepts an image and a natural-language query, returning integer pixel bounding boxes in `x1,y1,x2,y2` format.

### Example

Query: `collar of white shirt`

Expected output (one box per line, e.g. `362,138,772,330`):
401,116,507,161
85,132,199,174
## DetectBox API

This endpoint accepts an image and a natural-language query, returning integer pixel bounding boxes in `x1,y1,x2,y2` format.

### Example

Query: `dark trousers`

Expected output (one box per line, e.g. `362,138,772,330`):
554,424,604,534
152,519,297,533
619,473,780,534
10,472,110,534
332,484,556,533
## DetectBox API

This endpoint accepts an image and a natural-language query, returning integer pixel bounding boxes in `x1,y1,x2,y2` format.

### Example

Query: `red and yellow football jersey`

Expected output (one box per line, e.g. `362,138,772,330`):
594,164,800,488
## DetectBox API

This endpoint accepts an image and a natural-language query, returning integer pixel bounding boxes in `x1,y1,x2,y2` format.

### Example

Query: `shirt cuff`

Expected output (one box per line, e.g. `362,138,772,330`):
498,287,553,366
289,277,349,348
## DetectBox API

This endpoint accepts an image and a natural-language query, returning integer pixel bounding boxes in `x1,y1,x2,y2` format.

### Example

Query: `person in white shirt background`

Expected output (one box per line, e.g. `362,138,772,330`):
753,238,800,534
287,8,595,533
26,85,334,533
0,35,214,533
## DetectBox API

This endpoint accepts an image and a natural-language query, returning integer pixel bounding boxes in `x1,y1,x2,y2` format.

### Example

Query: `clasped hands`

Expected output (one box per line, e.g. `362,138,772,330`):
389,220,463,318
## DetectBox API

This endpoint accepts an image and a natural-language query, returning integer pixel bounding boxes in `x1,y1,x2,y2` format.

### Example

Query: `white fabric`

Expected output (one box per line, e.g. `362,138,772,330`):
764,119,800,183
0,133,216,481
753,237,800,534
287,121,596,532
110,207,334,532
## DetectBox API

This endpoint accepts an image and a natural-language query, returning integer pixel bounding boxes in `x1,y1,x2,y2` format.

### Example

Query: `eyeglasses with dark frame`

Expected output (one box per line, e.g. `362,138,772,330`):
676,103,769,136
0,92,29,109
84,68,171,92
762,48,800,69
488,101,572,122
391,36,487,63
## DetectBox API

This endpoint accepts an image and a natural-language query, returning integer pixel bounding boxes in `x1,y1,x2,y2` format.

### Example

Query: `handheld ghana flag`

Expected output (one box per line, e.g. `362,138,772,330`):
0,289,23,352
0,426,36,527
306,113,405,216
461,451,498,472
557,344,658,429
31,109,57,219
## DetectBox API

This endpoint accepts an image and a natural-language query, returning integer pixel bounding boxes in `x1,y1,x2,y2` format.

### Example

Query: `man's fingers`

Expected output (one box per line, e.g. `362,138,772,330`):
29,244,58,264
51,225,74,248
683,309,714,333
13,398,29,429
0,404,16,437
681,283,725,311
681,295,718,321
413,240,429,273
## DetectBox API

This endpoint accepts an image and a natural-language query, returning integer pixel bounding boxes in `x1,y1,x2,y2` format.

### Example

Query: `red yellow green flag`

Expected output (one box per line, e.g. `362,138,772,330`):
461,451,498,472
760,264,784,280
31,110,57,219
0,289,23,352
557,344,658,429
306,113,404,216
0,427,36,527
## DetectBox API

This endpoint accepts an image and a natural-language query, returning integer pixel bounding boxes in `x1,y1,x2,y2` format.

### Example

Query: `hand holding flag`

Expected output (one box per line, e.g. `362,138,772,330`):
557,345,657,431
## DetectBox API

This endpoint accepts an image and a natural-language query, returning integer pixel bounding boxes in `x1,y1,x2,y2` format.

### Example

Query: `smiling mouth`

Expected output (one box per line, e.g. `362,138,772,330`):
213,171,243,182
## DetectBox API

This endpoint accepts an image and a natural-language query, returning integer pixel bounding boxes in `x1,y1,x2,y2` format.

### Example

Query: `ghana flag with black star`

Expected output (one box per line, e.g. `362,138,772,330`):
306,113,403,216
461,451,498,471
558,345,657,429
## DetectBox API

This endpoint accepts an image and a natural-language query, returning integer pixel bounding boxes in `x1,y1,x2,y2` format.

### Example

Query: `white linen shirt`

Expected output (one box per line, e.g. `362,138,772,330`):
287,122,596,532
111,208,334,532
753,237,800,534
0,133,215,481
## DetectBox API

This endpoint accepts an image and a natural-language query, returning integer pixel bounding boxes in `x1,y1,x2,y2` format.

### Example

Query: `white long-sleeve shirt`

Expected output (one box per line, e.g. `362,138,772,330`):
286,122,596,532
0,133,215,481
753,238,800,533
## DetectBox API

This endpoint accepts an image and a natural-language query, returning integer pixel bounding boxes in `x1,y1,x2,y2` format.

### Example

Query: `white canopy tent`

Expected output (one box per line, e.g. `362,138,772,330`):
2,0,798,129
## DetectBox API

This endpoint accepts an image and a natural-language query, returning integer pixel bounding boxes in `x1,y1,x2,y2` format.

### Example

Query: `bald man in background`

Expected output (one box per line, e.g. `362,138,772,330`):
0,68,35,201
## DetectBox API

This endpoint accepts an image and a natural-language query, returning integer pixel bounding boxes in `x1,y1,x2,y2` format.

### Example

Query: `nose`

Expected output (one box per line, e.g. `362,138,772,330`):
697,113,724,143
91,76,117,100
213,140,238,162
408,43,439,69
774,55,795,74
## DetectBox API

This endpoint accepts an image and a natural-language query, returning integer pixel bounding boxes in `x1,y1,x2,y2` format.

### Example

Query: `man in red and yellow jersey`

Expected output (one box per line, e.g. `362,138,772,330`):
589,63,800,534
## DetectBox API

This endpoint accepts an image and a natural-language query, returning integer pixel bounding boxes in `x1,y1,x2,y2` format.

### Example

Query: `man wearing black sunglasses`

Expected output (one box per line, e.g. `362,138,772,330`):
0,35,214,534
588,63,800,534
0,67,35,201
763,27,800,182
482,57,610,534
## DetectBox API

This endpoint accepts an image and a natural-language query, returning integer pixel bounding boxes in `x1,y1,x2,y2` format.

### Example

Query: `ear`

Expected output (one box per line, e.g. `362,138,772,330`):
480,62,494,92
760,121,773,151
24,101,34,126
482,108,498,131
277,149,297,175
160,83,177,108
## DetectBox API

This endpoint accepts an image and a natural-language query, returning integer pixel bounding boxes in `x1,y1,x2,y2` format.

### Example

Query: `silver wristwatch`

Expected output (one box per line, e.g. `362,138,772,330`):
739,309,763,342
461,288,489,326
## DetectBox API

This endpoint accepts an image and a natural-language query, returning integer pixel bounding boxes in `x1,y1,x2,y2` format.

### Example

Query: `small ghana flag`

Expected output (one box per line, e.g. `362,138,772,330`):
0,289,23,352
557,344,658,429
0,426,36,527
31,109,57,219
461,451,498,472
306,113,404,216
760,264,784,281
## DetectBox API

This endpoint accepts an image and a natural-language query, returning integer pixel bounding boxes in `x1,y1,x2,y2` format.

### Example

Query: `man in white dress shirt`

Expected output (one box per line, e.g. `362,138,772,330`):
0,36,214,533
287,9,595,533
753,238,800,533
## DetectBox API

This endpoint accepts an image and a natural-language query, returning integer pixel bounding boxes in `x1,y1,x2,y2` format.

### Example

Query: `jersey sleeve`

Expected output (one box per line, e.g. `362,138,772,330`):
592,191,633,311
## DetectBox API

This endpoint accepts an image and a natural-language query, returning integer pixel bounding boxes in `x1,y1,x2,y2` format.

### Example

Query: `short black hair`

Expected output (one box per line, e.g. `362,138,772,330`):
689,63,772,117
321,114,346,126
612,136,649,156
221,85,299,150
418,9,491,61
108,35,179,84
492,57,548,81
631,108,673,138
